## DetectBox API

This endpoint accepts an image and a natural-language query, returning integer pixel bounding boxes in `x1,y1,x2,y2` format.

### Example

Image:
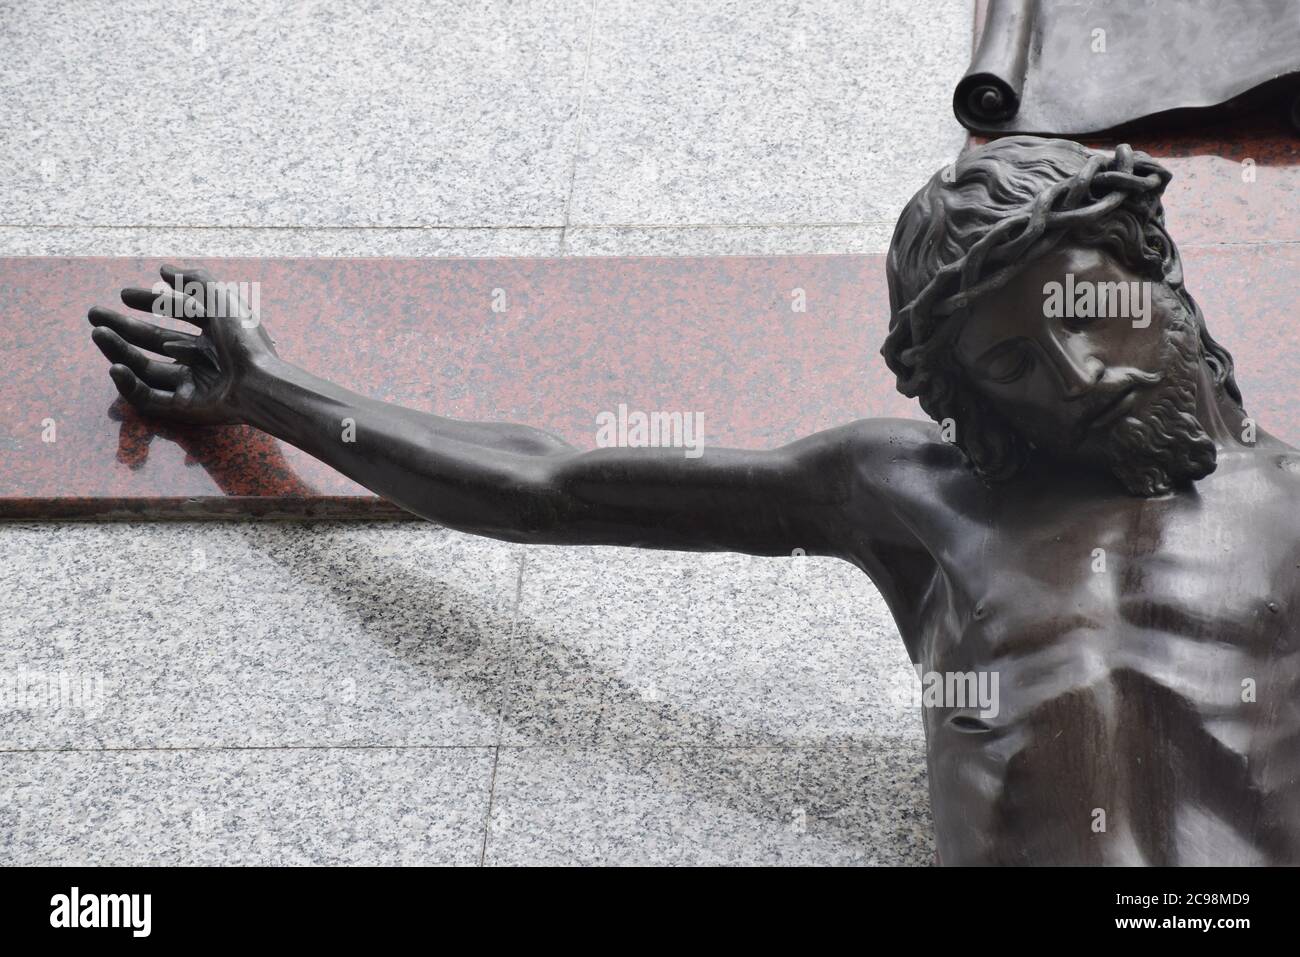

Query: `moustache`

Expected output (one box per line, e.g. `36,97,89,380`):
1071,369,1165,444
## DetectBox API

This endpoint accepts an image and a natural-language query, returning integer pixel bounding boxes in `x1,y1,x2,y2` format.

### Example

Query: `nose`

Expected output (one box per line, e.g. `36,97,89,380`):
1039,333,1104,399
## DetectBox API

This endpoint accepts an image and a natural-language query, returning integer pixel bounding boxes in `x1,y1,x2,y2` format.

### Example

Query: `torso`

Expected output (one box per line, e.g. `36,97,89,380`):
851,429,1300,865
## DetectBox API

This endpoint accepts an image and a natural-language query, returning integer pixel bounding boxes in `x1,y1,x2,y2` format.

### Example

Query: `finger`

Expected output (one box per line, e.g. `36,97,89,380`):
160,339,211,365
160,263,215,293
120,286,210,329
92,326,186,389
108,364,175,417
160,264,252,322
88,306,198,354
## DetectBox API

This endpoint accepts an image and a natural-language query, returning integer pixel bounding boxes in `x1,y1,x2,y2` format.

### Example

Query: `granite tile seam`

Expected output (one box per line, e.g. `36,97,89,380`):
476,547,528,865
494,550,530,744
556,0,603,248
1169,239,1300,249
10,220,1286,252
0,221,902,231
0,745,501,754
478,746,503,866
0,224,567,231
40,226,1300,256
0,743,907,755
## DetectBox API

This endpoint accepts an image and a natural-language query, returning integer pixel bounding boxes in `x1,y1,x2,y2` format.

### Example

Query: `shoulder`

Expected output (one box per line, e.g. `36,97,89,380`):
815,417,968,471
781,417,971,502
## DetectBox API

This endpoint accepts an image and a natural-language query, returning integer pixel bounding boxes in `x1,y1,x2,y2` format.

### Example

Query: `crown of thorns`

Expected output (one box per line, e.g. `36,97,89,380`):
885,144,1172,398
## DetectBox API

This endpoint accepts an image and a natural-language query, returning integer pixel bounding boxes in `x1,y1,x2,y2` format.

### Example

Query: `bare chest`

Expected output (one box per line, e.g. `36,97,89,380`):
916,467,1300,680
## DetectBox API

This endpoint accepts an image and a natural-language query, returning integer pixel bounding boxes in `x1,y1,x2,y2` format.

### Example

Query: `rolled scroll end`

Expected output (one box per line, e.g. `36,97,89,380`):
954,0,1036,131
957,75,1020,124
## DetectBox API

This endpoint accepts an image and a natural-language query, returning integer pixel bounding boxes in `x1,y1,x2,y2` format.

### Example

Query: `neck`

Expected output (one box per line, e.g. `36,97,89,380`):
1193,361,1248,449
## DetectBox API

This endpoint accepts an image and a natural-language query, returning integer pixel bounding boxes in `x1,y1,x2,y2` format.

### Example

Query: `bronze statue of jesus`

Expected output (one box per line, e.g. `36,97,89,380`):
87,136,1300,866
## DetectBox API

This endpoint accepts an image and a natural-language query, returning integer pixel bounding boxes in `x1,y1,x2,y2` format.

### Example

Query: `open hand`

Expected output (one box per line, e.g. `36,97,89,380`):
88,264,279,425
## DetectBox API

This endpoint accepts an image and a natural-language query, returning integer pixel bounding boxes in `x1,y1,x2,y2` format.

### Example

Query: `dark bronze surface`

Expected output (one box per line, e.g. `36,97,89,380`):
87,138,1300,865
958,0,1300,136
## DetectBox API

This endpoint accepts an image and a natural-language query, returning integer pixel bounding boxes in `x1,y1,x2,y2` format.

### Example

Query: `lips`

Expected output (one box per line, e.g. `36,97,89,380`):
1085,387,1140,432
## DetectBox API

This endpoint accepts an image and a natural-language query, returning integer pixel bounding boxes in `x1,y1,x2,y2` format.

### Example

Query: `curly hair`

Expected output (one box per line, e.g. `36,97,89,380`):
882,136,1241,481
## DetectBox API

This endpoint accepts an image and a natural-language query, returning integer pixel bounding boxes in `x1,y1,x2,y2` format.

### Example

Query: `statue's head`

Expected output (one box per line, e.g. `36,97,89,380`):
884,136,1243,496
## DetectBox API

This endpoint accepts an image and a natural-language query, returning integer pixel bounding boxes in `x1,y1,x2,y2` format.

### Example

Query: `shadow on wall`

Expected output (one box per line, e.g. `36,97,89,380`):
234,521,935,861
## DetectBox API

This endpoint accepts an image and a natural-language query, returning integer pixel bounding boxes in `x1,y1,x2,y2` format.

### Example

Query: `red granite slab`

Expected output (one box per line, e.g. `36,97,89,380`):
0,250,1295,519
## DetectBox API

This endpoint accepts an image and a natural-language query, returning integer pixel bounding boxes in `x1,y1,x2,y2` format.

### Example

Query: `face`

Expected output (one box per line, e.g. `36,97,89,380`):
953,245,1217,495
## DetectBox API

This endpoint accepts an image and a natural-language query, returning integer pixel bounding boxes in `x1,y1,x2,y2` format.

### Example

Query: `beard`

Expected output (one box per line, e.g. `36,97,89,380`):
1100,308,1218,497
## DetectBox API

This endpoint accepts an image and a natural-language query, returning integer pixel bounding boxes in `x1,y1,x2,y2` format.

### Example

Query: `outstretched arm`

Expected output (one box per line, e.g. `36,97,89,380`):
244,355,860,554
89,267,875,557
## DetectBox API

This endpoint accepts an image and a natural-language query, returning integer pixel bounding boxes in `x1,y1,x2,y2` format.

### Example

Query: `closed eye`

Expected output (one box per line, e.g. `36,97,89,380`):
1063,311,1103,332
983,343,1033,384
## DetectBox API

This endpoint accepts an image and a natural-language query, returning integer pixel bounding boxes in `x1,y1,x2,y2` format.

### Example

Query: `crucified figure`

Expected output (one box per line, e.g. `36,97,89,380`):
87,137,1300,866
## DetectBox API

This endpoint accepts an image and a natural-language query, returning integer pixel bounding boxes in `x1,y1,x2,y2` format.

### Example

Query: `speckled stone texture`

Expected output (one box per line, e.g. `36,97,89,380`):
503,548,922,746
0,524,519,750
1127,115,1300,248
485,744,933,866
0,521,934,865
2,747,495,866
0,0,592,228
567,0,973,231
